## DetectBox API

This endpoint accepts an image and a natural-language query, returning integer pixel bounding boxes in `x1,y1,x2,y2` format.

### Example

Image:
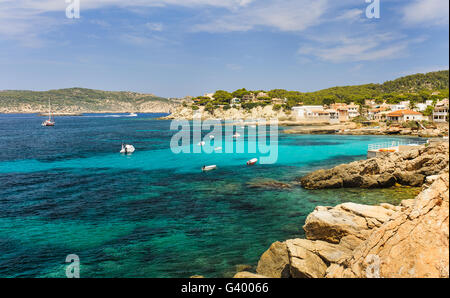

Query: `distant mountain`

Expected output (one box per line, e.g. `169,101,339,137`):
0,87,180,114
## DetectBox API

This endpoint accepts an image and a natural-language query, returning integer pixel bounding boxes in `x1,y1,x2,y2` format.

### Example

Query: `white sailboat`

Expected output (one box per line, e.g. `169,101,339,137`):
42,99,55,127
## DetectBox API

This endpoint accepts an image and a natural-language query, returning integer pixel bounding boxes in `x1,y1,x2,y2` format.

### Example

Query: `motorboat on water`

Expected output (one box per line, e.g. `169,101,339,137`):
198,141,206,146
120,144,135,154
214,147,222,151
233,133,241,139
209,135,215,139
202,165,217,172
42,99,55,127
247,158,258,166
129,113,138,117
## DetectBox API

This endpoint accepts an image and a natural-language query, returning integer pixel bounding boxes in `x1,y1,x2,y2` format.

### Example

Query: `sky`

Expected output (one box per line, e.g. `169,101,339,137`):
0,0,448,98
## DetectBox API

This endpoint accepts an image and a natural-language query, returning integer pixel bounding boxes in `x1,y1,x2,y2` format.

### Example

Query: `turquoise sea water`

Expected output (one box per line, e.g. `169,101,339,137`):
0,113,423,277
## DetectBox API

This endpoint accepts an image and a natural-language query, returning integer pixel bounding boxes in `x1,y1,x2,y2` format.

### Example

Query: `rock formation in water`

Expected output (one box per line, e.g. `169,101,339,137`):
235,171,449,278
299,142,449,189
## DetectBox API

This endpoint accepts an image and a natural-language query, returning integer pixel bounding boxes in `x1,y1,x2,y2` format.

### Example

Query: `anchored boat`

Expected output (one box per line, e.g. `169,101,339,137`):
120,144,135,154
42,99,55,127
247,158,258,166
202,165,217,172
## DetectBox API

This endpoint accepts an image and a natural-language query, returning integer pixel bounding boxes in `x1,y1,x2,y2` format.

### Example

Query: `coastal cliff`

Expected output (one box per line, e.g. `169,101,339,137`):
163,105,290,120
235,142,449,278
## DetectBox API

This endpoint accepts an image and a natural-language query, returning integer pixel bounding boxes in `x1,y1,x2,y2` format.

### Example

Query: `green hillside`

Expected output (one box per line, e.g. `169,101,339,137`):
0,88,174,113
191,70,449,110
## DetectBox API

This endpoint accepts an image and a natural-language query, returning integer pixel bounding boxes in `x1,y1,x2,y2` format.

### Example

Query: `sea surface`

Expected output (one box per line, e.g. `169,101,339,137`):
0,113,423,277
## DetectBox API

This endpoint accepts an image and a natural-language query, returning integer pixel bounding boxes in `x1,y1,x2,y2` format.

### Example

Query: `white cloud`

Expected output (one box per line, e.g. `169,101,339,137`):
192,0,328,32
334,9,363,22
0,0,255,45
298,33,422,63
145,22,164,32
402,0,449,26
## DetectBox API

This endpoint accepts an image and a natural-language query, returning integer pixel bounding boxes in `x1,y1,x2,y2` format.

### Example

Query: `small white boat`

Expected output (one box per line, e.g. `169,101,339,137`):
209,135,215,139
233,133,241,138
214,147,222,151
129,113,138,117
246,158,258,166
198,141,206,146
202,165,217,172
120,144,135,154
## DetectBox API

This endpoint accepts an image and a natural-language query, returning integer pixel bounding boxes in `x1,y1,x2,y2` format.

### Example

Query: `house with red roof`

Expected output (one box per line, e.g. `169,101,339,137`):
386,109,425,122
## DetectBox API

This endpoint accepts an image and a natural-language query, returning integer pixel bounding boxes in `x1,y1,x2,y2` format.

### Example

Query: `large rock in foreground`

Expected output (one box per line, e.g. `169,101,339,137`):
343,172,449,277
243,172,449,278
303,203,399,243
299,142,449,189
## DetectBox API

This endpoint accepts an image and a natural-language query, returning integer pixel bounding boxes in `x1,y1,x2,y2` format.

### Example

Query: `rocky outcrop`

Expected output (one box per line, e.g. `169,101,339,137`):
240,172,449,278
342,172,449,278
303,203,400,243
299,142,449,189
164,105,290,120
255,241,290,278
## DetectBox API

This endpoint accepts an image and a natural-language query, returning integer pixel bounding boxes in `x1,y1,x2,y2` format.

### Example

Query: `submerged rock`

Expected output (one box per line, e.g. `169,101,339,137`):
246,179,292,190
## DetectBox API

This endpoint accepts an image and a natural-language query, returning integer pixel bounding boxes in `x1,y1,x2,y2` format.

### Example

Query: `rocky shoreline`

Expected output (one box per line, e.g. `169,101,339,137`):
300,142,449,189
165,105,449,138
234,142,449,278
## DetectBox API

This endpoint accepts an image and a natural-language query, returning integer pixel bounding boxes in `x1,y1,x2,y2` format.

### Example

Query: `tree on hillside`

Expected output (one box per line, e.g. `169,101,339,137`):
232,88,250,99
213,90,233,104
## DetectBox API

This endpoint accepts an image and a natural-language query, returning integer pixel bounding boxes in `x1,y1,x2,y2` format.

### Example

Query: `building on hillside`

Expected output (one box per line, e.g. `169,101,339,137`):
292,106,323,119
292,106,339,124
256,92,269,99
433,98,449,122
415,102,433,112
399,101,410,108
386,110,424,122
204,93,215,99
330,103,349,121
368,107,390,121
242,93,256,101
390,104,408,111
365,99,376,107
231,98,241,105
327,109,340,124
272,97,287,104
347,103,360,118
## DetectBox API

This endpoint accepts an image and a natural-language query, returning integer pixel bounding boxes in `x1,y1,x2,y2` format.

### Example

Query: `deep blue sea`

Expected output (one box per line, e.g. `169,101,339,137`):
0,113,423,277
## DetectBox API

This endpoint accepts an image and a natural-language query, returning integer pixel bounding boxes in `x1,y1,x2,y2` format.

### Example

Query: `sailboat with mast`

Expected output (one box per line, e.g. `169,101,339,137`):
42,99,55,127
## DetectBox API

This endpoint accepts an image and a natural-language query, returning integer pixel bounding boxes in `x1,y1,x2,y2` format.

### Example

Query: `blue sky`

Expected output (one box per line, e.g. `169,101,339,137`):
0,0,448,98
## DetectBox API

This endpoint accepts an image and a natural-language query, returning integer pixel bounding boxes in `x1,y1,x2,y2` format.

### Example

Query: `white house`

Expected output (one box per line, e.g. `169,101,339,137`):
347,103,360,118
390,104,408,111
386,110,424,122
433,99,449,123
292,106,324,119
